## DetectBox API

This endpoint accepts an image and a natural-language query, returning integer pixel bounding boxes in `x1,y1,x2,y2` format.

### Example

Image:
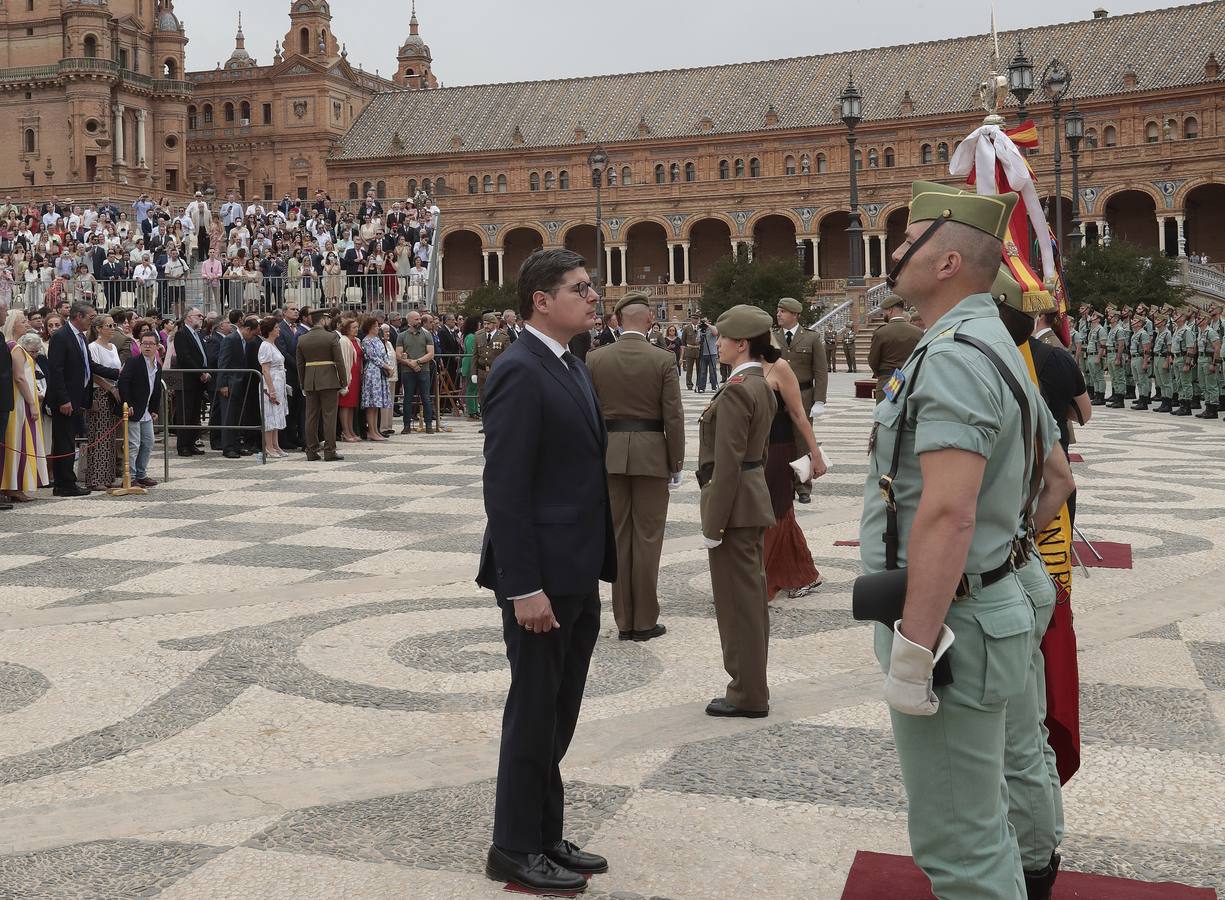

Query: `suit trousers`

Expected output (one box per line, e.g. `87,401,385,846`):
494,590,600,853
305,388,339,455
608,474,669,633
209,389,227,449
683,352,698,388
176,382,203,454
842,344,856,372
708,526,769,711
874,576,1035,900
50,408,84,487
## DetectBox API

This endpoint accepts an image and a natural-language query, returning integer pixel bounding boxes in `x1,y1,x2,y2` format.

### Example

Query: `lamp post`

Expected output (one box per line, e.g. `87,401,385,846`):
587,145,609,289
1008,38,1035,122
840,76,865,288
1041,59,1071,256
1064,102,1084,253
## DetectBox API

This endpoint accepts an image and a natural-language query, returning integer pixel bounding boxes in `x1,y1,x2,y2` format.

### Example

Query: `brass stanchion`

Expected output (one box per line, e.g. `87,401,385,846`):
109,404,147,497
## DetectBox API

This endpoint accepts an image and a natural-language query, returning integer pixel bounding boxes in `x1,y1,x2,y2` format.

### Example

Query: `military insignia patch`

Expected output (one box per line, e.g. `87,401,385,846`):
727,375,746,384
882,368,906,402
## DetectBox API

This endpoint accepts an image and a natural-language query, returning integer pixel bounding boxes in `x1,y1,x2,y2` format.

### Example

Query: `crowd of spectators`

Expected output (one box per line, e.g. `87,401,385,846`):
0,187,439,317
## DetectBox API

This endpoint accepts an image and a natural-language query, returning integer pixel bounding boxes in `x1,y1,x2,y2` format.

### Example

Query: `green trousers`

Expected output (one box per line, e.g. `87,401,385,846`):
875,574,1035,900
1009,556,1064,869
1131,359,1151,398
1155,358,1173,396
1199,360,1220,401
1086,358,1105,393
1108,359,1127,396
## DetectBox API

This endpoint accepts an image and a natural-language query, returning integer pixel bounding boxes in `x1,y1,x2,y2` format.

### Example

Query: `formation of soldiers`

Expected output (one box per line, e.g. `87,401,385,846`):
1072,302,1223,418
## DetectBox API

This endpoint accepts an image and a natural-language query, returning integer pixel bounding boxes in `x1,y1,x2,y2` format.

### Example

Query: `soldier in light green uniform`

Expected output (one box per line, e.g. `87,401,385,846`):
1195,305,1222,419
1086,309,1107,404
1070,308,1087,384
1120,306,1136,398
862,182,1071,900
1171,309,1194,416
1106,308,1128,407
1129,316,1153,409
1151,311,1174,413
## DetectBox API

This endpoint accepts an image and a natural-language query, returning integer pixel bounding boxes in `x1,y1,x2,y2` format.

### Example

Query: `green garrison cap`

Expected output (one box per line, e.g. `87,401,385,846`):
990,265,1025,312
482,312,498,324
776,297,803,314
613,290,651,319
908,181,1020,241
881,294,905,311
715,304,774,340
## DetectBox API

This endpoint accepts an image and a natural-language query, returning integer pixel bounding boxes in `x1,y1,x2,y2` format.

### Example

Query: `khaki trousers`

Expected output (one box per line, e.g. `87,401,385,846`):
709,526,769,711
305,388,339,455
683,351,698,388
608,474,669,633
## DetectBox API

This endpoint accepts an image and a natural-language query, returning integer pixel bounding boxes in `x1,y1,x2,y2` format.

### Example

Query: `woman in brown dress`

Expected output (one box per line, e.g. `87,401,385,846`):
762,352,827,599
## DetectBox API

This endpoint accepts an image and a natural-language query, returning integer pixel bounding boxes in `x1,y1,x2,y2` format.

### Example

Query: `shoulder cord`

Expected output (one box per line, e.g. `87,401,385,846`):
879,336,1042,572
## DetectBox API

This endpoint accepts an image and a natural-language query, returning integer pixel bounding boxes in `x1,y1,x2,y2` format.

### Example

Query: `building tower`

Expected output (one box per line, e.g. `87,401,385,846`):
225,13,258,71
395,2,439,89
284,0,341,61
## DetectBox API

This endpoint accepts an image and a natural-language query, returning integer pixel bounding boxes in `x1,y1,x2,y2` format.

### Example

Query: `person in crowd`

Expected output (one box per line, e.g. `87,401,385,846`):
396,310,436,435
219,316,259,458
696,317,719,393
172,306,210,457
275,302,308,452
297,306,347,462
257,316,288,459
359,315,393,441
84,310,122,491
379,323,398,437
201,247,224,311
336,316,362,442
868,295,924,403
206,313,234,450
663,324,682,373
2,313,49,503
117,329,162,488
697,305,778,718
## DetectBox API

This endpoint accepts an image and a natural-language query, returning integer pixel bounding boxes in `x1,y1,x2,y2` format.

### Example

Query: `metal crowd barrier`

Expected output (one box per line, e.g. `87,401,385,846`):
157,368,267,482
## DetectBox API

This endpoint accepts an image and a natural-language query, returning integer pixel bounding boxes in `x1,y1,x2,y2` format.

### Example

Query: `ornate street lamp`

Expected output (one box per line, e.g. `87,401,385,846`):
587,146,609,288
1041,59,1071,256
1008,38,1035,121
1064,103,1085,252
840,76,865,288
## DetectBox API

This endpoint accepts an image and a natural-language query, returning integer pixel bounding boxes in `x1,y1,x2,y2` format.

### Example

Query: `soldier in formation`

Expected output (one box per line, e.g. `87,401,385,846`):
1195,305,1222,419
1129,315,1153,410
1086,309,1107,405
839,323,858,372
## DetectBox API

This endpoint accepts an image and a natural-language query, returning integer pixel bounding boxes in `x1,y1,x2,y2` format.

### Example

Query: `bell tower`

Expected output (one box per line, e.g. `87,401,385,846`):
284,0,340,61
395,2,439,89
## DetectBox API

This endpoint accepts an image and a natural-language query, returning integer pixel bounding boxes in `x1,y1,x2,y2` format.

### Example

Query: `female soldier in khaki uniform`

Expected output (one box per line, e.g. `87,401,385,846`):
698,304,778,718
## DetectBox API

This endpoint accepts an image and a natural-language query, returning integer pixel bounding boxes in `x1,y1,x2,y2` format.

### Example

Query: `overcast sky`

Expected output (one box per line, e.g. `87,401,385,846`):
184,0,1172,85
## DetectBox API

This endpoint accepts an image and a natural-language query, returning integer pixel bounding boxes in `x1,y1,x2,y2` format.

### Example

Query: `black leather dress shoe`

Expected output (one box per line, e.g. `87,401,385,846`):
485,845,587,895
53,484,91,498
223,449,242,459
796,494,811,504
631,624,667,642
323,452,344,461
545,839,608,875
705,697,768,718
617,630,633,641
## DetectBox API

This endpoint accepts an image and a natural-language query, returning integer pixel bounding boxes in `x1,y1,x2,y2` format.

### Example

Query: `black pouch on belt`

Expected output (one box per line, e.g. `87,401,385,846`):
852,569,954,687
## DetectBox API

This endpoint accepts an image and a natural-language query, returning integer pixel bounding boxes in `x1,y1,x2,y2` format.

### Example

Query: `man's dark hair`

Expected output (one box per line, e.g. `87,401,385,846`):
68,300,93,321
517,249,586,321
997,302,1035,347
228,308,243,325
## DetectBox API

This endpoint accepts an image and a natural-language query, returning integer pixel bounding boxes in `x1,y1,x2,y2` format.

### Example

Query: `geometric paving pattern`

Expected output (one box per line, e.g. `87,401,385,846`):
1,372,1223,898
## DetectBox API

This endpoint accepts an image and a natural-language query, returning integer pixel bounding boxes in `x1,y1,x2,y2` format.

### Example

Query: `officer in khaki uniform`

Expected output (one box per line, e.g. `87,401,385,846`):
474,312,512,413
698,304,777,718
680,314,701,390
773,297,827,503
825,325,838,372
587,291,685,641
840,324,858,371
863,181,1068,900
867,295,924,403
295,307,349,461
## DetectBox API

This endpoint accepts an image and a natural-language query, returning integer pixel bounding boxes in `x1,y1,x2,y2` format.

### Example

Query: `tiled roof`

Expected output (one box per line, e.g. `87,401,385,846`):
336,2,1225,160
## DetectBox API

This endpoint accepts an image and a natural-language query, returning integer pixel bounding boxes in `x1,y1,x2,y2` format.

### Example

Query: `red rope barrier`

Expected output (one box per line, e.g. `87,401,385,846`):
0,413,128,461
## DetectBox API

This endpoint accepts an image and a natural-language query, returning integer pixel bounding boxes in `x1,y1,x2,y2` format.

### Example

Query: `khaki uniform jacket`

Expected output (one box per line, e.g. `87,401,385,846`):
775,327,829,404
475,328,511,374
296,325,348,391
587,332,685,478
868,319,924,381
698,369,776,540
681,324,701,360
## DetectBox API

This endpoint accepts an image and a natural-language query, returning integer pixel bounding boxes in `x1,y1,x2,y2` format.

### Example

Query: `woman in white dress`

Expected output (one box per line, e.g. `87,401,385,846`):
256,317,287,458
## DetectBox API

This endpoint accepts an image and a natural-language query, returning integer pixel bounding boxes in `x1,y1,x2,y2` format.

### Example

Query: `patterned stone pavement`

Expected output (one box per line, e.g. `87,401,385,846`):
0,372,1222,899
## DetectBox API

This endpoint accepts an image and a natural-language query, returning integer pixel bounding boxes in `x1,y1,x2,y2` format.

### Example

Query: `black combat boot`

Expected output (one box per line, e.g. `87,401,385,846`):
1125,384,1136,399
1191,396,1203,410
1172,400,1192,416
1024,852,1061,900
1155,396,1173,413
1108,394,1125,408
1091,391,1106,406
1195,403,1220,419
1131,396,1149,410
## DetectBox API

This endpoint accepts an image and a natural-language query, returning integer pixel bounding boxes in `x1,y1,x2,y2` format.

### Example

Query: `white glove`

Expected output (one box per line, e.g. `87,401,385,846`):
810,401,827,418
702,535,722,550
883,620,955,716
668,471,683,491
470,374,478,384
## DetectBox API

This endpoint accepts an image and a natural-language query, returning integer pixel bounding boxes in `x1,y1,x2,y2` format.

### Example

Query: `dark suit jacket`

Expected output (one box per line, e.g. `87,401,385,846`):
173,326,208,385
0,326,12,417
117,354,163,420
46,324,98,413
477,330,616,600
217,330,247,391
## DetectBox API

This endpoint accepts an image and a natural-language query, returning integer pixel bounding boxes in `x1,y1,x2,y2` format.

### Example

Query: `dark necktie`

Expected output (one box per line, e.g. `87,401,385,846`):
786,331,793,348
77,330,91,386
561,351,598,426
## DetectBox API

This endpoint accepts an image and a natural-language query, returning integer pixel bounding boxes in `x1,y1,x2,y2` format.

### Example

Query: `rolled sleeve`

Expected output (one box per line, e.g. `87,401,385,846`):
910,349,1003,459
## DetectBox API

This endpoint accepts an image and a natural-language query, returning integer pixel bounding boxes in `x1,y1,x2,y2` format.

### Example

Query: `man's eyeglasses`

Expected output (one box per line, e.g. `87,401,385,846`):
556,280,595,299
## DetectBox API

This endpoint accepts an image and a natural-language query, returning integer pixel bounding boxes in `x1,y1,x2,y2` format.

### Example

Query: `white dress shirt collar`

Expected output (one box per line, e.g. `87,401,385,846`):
785,325,800,338
524,323,567,361
1034,327,1053,340
619,330,647,339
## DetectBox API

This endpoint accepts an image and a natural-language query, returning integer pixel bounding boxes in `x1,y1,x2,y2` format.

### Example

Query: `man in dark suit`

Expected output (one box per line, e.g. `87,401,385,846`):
172,306,210,456
46,301,102,496
276,302,309,450
205,315,230,450
218,317,259,458
478,249,616,895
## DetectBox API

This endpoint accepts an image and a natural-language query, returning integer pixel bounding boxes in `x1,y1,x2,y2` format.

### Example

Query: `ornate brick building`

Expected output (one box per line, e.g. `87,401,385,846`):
182,1,399,203
0,0,192,198
327,2,1225,313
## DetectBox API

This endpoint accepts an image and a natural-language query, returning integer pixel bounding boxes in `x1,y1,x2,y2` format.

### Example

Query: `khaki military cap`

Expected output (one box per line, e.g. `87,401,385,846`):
881,294,905,311
715,304,774,340
776,297,804,314
907,181,1019,241
1090,307,1103,318
482,312,499,324
989,266,1025,312
613,290,651,319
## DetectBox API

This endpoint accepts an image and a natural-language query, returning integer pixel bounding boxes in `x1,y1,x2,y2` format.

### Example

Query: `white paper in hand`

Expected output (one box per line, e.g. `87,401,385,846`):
789,453,812,483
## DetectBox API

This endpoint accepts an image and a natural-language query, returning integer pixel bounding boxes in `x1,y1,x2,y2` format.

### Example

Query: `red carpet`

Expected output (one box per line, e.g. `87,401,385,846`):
1072,540,1132,569
840,851,1214,899
1069,452,1085,463
834,540,861,547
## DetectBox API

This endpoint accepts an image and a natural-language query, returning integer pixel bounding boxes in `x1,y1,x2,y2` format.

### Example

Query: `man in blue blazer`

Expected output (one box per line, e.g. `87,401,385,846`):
46,301,108,496
478,249,617,895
